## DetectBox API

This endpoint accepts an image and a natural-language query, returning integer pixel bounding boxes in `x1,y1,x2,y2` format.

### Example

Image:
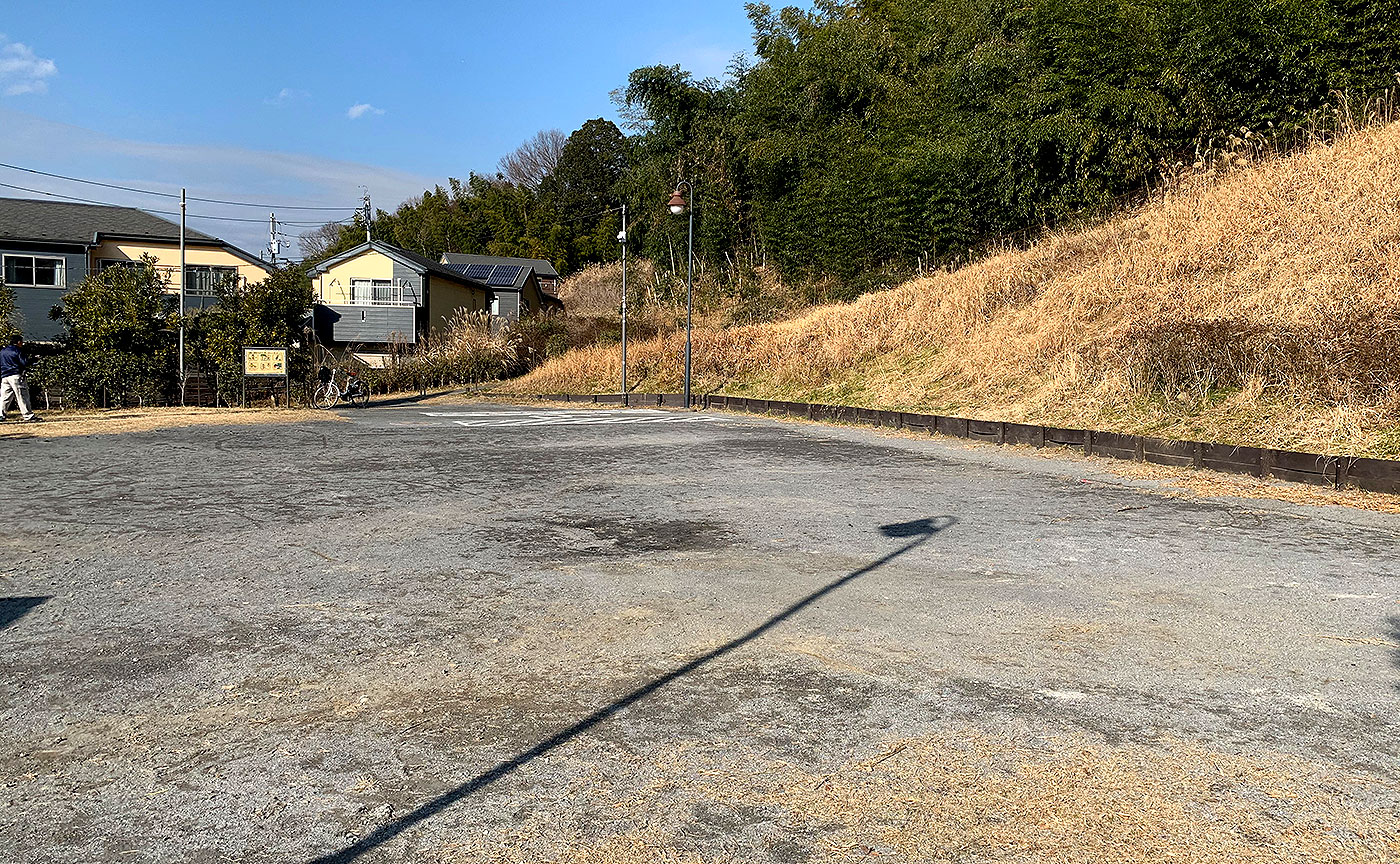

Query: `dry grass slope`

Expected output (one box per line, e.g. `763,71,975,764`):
507,122,1400,455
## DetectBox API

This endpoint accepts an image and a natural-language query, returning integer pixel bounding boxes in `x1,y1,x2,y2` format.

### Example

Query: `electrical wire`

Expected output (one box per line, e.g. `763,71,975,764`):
0,161,358,212
554,204,625,225
0,181,355,228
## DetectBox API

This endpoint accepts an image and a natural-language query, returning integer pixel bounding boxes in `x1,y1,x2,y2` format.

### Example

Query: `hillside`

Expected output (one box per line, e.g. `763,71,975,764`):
506,122,1400,456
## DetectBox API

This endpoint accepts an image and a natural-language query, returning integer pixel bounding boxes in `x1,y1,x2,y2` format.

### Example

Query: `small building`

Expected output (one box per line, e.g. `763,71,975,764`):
439,253,564,321
0,197,275,341
308,240,490,352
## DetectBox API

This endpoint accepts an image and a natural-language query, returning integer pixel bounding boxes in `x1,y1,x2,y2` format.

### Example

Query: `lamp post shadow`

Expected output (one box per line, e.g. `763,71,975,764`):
308,516,957,864
0,596,50,630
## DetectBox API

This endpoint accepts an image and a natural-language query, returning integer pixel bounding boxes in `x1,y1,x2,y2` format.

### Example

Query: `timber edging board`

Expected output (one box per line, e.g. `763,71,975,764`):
529,393,1400,495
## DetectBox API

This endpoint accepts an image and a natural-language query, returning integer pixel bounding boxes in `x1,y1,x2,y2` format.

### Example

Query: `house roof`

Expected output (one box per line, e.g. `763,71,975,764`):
0,196,221,245
309,240,489,290
440,252,559,286
0,196,273,271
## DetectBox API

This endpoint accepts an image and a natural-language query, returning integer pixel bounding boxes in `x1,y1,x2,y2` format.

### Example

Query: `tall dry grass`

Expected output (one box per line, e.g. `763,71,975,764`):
505,120,1400,455
365,311,519,392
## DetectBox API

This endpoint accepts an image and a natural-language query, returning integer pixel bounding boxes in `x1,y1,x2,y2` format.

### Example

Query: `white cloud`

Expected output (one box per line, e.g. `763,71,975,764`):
0,106,436,255
265,87,309,106
346,102,384,120
0,35,58,96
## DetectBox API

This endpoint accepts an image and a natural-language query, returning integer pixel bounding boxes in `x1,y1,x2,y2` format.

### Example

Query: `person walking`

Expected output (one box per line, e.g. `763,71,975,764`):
0,334,40,423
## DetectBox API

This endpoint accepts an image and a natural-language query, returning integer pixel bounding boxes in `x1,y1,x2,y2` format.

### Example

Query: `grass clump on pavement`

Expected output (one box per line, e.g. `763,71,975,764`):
461,730,1399,864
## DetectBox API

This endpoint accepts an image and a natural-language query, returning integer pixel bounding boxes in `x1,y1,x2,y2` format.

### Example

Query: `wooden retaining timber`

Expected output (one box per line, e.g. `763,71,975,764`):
530,392,1400,495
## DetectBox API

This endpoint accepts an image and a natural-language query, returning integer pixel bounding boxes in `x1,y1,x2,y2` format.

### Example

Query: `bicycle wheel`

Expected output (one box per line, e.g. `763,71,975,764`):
348,386,369,408
313,383,340,409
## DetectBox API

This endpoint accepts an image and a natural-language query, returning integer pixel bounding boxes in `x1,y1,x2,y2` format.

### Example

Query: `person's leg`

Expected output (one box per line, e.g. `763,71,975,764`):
17,378,35,420
0,375,16,419
4,375,35,420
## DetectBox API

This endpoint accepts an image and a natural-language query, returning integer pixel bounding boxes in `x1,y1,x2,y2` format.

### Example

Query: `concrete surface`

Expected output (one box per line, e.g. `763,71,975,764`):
1,401,1397,862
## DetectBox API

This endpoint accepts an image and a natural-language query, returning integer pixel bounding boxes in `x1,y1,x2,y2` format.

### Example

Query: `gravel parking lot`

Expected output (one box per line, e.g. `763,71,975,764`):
3,402,1398,863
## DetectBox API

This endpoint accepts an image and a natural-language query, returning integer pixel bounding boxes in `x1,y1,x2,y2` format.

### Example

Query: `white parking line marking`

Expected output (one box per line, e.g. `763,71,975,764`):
425,410,725,428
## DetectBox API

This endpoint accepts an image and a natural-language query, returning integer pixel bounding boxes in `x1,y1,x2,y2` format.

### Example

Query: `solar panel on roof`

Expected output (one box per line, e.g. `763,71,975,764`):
464,263,496,280
487,264,525,286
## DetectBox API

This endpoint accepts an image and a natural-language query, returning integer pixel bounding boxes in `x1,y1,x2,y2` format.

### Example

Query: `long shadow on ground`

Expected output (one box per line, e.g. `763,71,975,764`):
309,516,958,863
0,596,50,630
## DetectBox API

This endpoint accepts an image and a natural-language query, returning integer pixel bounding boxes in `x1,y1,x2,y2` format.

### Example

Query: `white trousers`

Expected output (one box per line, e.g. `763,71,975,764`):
0,374,34,419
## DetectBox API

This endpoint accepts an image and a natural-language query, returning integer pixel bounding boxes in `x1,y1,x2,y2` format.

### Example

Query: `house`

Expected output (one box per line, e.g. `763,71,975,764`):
0,197,276,341
438,253,564,321
308,240,490,354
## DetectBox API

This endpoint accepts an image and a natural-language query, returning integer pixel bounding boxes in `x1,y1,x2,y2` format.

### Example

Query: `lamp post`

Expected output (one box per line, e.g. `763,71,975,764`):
178,187,186,406
618,203,628,406
667,181,695,408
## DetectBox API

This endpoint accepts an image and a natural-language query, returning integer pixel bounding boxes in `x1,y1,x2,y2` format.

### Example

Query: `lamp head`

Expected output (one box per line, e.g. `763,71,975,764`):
667,190,687,215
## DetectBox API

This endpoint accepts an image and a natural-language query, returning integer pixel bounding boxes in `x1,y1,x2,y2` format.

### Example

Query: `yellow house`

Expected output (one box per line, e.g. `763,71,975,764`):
0,197,276,340
307,240,489,349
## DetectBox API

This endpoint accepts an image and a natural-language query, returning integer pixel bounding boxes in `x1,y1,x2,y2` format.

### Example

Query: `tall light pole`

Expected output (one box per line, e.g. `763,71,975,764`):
178,187,186,405
667,181,695,408
617,204,629,406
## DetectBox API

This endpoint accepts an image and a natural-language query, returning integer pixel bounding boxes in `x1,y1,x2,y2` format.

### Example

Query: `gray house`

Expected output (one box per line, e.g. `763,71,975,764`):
307,240,491,351
439,253,564,321
0,197,273,340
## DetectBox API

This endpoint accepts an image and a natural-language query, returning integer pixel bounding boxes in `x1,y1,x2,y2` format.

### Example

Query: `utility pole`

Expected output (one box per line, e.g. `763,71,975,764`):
619,204,628,406
267,212,290,264
362,189,372,243
178,187,186,405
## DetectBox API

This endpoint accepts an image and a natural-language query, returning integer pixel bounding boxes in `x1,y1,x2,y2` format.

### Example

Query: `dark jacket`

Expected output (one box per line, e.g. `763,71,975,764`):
0,345,28,379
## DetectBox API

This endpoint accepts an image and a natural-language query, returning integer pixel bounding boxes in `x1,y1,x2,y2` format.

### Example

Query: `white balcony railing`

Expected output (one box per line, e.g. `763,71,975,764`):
340,280,415,307
342,295,415,307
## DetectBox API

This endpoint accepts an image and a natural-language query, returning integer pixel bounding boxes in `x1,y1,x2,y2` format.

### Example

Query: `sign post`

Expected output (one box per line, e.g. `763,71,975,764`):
243,346,290,407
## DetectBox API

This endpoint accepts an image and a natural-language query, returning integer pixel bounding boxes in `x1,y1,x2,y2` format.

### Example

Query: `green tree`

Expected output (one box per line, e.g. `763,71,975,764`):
0,282,20,342
42,257,176,406
187,265,315,405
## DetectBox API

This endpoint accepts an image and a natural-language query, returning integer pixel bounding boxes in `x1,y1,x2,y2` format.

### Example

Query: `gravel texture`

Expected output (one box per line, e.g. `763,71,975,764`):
2,401,1398,863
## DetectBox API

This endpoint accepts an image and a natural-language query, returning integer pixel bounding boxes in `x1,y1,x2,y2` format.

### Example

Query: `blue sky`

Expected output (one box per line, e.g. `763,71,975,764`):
0,1,757,254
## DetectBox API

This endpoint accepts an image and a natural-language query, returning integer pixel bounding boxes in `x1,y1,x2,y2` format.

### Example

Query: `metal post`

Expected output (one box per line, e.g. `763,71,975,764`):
178,187,186,405
683,180,694,410
620,203,628,406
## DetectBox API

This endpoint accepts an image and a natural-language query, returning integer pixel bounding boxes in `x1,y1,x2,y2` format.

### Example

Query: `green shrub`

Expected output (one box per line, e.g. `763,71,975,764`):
40,258,176,407
186,266,315,405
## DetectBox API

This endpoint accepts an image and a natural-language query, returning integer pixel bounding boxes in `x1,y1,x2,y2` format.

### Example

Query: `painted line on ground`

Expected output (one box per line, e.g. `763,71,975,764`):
423,410,726,428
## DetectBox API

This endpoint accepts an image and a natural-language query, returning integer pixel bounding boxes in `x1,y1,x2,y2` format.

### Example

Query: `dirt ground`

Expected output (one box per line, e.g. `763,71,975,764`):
2,402,1398,863
0,407,341,439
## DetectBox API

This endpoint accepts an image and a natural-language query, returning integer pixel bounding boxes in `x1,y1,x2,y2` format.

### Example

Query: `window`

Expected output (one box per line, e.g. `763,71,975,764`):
3,254,64,287
184,265,237,298
350,279,395,304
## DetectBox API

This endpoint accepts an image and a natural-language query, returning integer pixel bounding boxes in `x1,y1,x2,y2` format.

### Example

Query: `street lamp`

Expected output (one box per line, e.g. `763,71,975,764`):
667,181,695,408
617,203,628,406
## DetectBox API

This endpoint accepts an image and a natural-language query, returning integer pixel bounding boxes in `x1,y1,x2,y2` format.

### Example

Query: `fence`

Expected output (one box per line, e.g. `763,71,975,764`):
532,392,1400,496
35,372,303,410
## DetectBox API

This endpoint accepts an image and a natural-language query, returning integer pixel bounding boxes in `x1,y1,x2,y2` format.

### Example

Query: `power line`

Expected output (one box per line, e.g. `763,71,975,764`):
556,204,625,225
0,160,359,212
0,180,354,227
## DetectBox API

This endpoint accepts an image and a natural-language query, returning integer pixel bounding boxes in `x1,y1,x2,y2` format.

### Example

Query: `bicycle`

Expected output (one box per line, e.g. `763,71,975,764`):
313,367,370,409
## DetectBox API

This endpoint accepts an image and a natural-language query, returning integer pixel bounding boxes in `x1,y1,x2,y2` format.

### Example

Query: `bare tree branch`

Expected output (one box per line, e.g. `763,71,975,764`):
497,129,567,190
298,222,347,260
